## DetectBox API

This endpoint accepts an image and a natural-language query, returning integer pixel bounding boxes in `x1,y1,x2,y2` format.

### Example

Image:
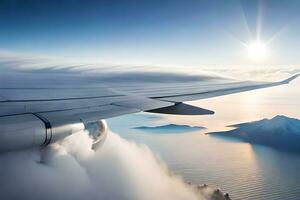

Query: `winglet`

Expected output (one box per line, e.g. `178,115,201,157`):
280,74,300,84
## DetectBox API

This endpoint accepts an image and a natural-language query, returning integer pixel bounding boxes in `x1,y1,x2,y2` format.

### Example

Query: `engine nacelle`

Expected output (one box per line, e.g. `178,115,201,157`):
0,114,101,152
0,114,47,152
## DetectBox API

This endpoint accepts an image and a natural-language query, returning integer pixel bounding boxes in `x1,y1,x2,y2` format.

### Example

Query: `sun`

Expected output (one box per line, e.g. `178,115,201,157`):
248,41,268,61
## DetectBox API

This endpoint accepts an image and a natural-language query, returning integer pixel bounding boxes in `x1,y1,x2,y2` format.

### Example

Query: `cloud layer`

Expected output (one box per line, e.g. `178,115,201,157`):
0,130,225,200
0,54,227,88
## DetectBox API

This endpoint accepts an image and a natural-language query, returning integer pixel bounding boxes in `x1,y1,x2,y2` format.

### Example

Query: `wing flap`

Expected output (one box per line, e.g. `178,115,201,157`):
112,96,174,111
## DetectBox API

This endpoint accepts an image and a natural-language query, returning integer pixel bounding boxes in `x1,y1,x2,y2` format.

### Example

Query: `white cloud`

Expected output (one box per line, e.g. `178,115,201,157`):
0,130,226,200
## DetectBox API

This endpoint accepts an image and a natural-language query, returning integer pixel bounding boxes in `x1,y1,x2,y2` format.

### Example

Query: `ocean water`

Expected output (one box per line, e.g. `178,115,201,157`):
107,78,300,200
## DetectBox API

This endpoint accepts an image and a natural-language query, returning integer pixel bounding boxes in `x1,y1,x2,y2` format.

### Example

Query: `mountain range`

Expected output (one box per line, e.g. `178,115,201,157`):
133,124,205,134
210,115,300,153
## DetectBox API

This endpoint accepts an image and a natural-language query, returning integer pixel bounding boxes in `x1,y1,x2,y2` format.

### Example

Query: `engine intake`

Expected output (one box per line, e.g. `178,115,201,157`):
84,120,108,150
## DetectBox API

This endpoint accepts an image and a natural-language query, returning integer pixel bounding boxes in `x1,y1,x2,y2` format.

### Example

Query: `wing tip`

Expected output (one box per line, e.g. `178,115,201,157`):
280,74,300,84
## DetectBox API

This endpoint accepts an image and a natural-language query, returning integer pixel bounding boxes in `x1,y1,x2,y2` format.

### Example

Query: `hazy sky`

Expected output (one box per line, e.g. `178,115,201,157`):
1,0,300,66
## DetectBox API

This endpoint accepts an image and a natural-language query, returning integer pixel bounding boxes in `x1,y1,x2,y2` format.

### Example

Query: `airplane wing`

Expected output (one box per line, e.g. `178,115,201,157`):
0,73,298,119
0,60,298,151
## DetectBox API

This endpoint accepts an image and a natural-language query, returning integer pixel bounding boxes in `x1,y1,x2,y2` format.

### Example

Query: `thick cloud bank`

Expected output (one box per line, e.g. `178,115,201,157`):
0,55,227,88
0,130,227,200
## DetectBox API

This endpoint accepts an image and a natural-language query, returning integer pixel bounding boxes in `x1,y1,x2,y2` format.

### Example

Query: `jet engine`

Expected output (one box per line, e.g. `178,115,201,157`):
84,120,108,149
0,114,107,152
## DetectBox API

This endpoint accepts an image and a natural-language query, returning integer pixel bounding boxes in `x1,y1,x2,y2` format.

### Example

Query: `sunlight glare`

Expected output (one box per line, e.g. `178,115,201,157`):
248,42,267,61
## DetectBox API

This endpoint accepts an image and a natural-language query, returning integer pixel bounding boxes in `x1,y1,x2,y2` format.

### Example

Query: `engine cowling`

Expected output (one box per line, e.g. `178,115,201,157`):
0,114,48,152
0,114,107,152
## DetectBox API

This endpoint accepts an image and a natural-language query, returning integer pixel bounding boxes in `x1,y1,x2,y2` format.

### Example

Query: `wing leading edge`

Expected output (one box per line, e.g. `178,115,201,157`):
149,74,300,103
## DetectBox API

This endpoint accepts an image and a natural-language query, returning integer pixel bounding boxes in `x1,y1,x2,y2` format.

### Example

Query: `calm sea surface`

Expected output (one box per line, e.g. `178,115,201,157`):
108,78,300,200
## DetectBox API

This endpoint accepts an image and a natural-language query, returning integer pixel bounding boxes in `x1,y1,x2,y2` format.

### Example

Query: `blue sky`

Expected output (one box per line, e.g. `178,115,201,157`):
0,0,300,66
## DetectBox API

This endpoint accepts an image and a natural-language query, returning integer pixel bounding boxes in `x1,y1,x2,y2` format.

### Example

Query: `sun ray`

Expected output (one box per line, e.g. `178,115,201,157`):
238,0,254,40
266,25,290,45
256,0,264,41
